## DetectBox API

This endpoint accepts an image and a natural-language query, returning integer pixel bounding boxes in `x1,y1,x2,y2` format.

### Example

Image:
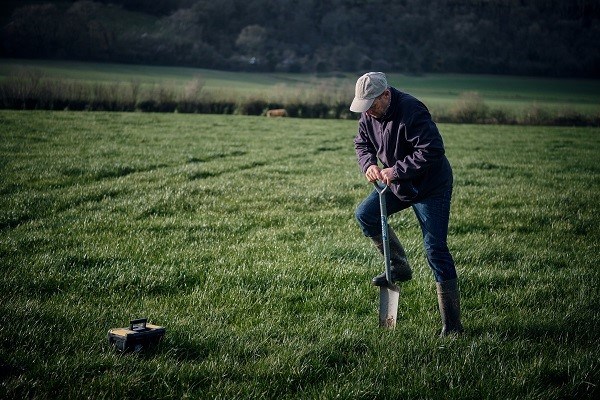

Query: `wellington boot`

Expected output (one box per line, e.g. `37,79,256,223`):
370,229,412,286
436,279,464,337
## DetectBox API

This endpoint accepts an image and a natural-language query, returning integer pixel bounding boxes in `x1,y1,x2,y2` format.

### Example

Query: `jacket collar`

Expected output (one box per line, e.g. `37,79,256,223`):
381,87,399,121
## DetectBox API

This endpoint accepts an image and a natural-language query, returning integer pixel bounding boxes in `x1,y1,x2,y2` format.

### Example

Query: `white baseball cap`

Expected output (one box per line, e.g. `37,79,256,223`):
350,72,388,113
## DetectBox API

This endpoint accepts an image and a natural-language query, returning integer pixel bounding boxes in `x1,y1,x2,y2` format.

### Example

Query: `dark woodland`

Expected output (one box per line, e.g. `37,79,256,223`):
1,0,599,77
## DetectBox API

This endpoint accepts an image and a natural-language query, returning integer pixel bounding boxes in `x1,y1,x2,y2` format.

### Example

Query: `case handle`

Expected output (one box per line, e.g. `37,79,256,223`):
129,318,147,331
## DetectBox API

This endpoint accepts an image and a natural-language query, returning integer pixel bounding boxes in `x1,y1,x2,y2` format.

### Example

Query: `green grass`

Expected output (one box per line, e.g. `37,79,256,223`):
0,59,334,93
389,73,600,111
0,111,599,399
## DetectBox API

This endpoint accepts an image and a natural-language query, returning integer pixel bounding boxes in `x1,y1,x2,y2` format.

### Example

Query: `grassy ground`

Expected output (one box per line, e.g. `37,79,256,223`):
388,73,600,114
0,111,599,399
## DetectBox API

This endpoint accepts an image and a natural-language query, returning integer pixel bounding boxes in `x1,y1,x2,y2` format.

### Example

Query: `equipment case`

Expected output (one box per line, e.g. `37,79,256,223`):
108,318,165,352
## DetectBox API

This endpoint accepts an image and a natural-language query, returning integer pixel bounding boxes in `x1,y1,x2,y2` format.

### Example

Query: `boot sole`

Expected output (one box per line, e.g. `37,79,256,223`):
371,274,412,286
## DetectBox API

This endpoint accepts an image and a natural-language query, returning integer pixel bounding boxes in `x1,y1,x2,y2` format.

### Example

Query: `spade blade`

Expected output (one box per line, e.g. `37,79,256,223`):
379,283,400,328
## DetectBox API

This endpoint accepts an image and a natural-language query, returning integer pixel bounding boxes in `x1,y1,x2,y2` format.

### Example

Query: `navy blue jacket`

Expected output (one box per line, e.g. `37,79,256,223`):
354,87,453,202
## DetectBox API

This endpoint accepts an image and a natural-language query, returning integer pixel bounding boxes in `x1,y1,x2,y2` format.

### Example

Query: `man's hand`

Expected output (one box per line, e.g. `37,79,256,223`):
365,165,395,185
365,165,382,182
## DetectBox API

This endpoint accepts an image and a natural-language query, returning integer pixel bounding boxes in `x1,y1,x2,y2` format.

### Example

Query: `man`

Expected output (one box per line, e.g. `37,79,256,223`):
350,72,463,336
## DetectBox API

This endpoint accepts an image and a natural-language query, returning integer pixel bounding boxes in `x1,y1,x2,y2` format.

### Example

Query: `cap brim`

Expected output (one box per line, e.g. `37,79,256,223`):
350,98,374,113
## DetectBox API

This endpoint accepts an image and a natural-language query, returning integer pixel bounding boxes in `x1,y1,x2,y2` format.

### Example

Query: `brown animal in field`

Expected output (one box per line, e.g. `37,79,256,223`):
266,108,288,117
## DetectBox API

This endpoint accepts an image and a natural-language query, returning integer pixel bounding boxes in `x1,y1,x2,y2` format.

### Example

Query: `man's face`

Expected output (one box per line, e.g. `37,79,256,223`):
366,90,390,118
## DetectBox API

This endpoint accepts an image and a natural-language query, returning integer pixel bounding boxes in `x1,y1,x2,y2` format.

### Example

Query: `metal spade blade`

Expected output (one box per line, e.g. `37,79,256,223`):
379,283,400,328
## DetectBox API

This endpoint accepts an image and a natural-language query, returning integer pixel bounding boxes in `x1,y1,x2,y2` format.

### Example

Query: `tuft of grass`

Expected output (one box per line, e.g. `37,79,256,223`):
448,91,490,123
0,111,598,399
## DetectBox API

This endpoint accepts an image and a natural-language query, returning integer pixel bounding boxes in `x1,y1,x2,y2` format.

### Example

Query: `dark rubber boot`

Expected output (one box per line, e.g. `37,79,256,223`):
370,229,412,286
436,279,464,337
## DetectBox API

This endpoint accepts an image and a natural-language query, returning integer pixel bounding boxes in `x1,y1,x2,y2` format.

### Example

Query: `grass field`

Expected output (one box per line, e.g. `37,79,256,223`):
1,59,599,122
0,110,599,399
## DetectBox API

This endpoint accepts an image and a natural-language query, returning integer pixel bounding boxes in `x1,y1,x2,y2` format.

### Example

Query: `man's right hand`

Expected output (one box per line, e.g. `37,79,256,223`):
365,165,383,182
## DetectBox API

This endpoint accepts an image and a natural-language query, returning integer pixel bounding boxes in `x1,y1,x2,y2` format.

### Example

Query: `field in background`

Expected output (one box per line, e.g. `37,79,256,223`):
0,110,598,399
1,59,599,124
391,73,600,116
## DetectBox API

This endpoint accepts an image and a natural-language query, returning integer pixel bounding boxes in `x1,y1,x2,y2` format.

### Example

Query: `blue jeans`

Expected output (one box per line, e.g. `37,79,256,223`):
355,187,457,282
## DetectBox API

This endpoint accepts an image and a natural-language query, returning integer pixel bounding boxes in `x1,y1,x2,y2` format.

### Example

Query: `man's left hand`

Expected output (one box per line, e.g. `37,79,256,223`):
380,167,395,186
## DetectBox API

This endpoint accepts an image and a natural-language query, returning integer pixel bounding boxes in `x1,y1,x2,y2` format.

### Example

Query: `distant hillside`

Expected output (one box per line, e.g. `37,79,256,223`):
1,0,599,77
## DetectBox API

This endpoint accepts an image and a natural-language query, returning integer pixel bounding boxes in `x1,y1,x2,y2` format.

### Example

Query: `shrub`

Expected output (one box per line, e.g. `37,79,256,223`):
552,108,591,127
176,76,204,113
488,108,516,125
449,91,489,123
235,98,268,115
522,103,551,125
0,68,47,109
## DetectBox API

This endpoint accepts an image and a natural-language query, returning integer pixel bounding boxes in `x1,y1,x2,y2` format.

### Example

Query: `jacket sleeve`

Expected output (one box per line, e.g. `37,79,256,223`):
392,108,445,181
354,119,378,174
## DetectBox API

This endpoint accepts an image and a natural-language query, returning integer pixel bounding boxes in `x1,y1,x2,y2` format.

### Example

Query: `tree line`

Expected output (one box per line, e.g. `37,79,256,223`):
1,0,599,77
